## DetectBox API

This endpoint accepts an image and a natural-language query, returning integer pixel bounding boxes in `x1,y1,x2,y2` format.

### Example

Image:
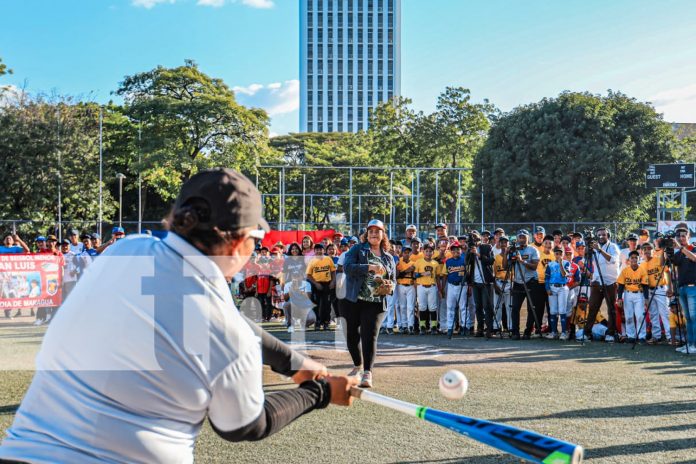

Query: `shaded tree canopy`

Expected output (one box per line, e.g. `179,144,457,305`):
472,91,677,223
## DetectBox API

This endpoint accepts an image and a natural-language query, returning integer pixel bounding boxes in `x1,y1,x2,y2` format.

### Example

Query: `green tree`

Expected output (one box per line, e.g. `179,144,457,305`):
369,89,496,226
116,60,271,202
472,91,677,223
0,57,11,77
0,96,116,234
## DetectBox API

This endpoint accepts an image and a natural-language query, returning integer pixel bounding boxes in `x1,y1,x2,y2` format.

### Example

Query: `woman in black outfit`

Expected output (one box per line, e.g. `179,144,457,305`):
343,219,397,388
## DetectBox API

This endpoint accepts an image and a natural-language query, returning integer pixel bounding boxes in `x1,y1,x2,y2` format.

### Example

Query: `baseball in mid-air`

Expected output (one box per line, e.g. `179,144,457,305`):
438,370,468,400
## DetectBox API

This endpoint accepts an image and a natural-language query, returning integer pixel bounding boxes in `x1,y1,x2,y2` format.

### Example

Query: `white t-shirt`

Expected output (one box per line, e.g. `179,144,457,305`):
0,233,263,464
592,241,621,285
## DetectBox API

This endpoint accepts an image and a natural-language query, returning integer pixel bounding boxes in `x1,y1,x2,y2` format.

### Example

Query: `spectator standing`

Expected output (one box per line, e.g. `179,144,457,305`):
396,246,416,334
620,234,640,270
469,232,496,338
616,251,650,343
501,230,540,340
532,226,545,253
255,247,273,322
583,228,621,342
493,236,513,333
401,224,418,249
544,246,570,340
60,239,80,302
414,244,439,334
443,242,466,339
640,242,671,344
306,244,336,331
66,229,84,255
0,234,29,254
670,228,696,354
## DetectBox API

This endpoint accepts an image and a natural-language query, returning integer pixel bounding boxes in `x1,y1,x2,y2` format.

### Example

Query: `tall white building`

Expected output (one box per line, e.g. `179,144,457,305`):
300,0,401,133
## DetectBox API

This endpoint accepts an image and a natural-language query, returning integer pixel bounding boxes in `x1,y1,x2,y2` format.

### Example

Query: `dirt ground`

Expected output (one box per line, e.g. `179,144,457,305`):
1,317,695,463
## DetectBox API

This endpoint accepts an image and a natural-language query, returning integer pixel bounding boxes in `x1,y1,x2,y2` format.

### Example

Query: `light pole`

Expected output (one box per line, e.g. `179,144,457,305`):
116,173,126,227
99,107,103,237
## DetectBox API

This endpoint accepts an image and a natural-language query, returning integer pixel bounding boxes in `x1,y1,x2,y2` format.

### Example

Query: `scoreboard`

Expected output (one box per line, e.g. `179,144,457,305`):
646,164,696,189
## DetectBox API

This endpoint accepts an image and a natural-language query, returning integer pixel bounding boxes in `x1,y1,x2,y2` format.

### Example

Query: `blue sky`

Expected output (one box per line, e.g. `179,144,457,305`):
2,0,696,135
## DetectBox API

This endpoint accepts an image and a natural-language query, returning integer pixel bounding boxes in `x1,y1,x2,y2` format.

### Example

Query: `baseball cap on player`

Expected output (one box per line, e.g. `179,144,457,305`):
174,168,269,233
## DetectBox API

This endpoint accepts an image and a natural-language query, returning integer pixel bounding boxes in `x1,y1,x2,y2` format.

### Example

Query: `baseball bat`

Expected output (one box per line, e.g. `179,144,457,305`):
350,387,583,464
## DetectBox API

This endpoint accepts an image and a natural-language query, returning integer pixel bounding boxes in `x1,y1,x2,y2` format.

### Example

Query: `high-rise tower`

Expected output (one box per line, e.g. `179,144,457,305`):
300,0,401,133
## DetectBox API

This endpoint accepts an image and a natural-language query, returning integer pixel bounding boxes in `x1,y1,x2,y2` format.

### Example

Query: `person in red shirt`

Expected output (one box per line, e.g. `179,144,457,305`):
255,247,273,322
33,235,64,326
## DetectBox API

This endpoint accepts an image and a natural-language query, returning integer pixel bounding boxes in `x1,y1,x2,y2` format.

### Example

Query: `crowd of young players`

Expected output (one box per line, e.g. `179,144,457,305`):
236,223,690,351
2,222,691,351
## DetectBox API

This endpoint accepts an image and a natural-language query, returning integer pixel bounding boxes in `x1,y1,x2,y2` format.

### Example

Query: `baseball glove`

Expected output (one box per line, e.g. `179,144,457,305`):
373,277,395,296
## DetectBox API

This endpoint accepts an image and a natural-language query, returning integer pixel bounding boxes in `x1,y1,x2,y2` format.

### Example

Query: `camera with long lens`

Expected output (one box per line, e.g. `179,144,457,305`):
506,238,520,260
583,228,597,248
656,231,676,250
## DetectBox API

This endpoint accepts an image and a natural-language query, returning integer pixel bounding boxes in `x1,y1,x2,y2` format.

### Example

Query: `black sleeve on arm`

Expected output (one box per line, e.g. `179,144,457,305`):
643,286,650,300
242,315,306,377
210,379,331,442
617,284,625,300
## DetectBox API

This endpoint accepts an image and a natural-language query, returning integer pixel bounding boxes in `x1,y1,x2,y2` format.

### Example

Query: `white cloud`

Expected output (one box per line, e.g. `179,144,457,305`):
197,0,224,6
131,0,175,8
650,83,696,123
233,79,299,116
232,83,264,96
241,0,274,8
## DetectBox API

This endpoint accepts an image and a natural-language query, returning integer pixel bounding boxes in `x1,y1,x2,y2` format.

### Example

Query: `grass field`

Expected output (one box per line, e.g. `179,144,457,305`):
1,317,696,463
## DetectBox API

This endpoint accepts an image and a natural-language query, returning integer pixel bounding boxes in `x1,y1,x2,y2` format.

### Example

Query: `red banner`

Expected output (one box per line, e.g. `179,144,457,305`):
0,254,63,309
262,230,338,249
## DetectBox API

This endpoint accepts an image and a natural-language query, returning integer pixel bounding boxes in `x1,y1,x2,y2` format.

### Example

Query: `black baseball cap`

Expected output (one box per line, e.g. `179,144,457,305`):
174,168,270,233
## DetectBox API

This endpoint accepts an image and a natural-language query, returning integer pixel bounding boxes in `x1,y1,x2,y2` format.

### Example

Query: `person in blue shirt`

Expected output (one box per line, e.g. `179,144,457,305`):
443,242,467,339
0,234,29,254
545,246,572,340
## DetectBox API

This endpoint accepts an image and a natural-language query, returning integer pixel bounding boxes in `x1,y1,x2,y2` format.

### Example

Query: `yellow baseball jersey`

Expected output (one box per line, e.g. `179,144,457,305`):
397,259,415,285
670,311,686,329
532,242,544,254
306,256,335,283
640,257,670,288
536,250,555,283
493,254,511,280
433,249,452,262
409,252,424,263
413,258,438,286
618,265,648,292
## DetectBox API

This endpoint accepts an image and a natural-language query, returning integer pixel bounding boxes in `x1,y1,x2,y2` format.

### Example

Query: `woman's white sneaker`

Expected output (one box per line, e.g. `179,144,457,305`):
360,371,373,389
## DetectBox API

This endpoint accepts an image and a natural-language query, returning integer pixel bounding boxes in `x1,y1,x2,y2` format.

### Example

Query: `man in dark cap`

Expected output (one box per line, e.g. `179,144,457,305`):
0,169,356,463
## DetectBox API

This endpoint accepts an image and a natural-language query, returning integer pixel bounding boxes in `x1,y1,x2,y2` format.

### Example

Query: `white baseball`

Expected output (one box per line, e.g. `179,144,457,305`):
438,370,468,400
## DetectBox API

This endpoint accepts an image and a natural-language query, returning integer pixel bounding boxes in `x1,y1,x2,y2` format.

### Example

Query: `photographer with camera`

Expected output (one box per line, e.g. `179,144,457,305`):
468,231,496,338
583,227,621,343
668,228,696,353
502,230,540,340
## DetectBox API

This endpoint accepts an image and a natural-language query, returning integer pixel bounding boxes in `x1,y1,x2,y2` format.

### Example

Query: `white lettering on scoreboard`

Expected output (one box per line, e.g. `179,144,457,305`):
646,164,696,189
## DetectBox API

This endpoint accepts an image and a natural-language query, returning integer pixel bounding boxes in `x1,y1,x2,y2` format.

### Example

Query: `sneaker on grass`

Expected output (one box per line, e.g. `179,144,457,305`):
360,371,373,388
